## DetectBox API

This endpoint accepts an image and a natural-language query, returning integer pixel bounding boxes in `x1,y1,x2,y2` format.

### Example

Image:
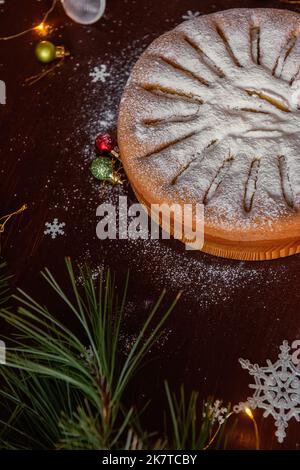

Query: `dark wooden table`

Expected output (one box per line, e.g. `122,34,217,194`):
1,0,300,450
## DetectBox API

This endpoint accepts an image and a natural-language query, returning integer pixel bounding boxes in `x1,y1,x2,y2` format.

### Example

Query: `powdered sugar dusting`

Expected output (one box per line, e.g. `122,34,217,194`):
118,8,300,232
82,38,149,164
45,20,295,309
75,184,290,308
116,235,289,307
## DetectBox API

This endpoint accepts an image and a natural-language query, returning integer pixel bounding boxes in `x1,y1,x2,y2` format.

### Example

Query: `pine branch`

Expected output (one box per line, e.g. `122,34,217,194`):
0,258,231,450
0,258,179,449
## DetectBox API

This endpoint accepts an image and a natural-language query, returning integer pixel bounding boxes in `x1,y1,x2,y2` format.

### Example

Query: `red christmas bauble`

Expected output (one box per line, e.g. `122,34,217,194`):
95,133,116,153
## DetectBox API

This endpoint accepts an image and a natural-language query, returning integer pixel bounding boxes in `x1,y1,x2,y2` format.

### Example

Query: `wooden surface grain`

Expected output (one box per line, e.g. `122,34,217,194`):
1,0,300,450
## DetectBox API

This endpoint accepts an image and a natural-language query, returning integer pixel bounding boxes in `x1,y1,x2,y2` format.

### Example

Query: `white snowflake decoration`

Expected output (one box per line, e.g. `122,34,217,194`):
203,399,229,425
182,10,201,21
44,218,66,239
235,341,300,443
89,64,110,83
80,345,94,366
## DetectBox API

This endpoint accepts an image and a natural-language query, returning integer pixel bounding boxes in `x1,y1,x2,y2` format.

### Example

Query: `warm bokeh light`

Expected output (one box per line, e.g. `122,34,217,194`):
245,407,254,419
35,23,48,36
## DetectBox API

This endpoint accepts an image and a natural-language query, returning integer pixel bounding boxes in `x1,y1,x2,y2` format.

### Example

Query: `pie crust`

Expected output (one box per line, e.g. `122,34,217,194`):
118,8,300,260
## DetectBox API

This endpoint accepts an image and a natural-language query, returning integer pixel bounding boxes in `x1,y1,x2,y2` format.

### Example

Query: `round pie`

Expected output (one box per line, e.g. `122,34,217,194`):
118,8,300,260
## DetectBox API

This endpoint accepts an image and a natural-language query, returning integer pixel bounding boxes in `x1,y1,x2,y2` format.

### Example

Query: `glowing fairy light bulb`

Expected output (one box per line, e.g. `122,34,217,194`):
244,407,254,419
0,0,106,42
35,22,50,36
36,23,45,32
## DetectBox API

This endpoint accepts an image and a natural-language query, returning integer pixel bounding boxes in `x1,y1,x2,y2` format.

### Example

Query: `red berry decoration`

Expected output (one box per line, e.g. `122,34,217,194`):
95,133,116,153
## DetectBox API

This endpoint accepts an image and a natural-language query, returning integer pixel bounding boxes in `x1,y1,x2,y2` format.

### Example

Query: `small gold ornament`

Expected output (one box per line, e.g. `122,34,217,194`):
35,41,70,64
25,42,70,86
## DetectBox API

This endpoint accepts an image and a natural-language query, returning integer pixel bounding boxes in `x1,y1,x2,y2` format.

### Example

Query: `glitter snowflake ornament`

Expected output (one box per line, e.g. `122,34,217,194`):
203,399,229,426
236,341,300,443
80,345,94,367
182,10,201,21
89,64,110,83
44,218,66,239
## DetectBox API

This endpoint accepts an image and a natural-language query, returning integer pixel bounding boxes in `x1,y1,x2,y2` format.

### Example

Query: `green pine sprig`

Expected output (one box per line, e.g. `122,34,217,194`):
0,258,179,449
0,259,232,450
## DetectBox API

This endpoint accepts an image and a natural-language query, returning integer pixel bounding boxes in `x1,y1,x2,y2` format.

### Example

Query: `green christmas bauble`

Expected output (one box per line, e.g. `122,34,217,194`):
90,157,113,181
35,41,56,64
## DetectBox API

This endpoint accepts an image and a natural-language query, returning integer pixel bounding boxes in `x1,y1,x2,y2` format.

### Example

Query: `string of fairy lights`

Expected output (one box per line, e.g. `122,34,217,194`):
0,1,62,237
0,0,69,85
0,0,57,41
